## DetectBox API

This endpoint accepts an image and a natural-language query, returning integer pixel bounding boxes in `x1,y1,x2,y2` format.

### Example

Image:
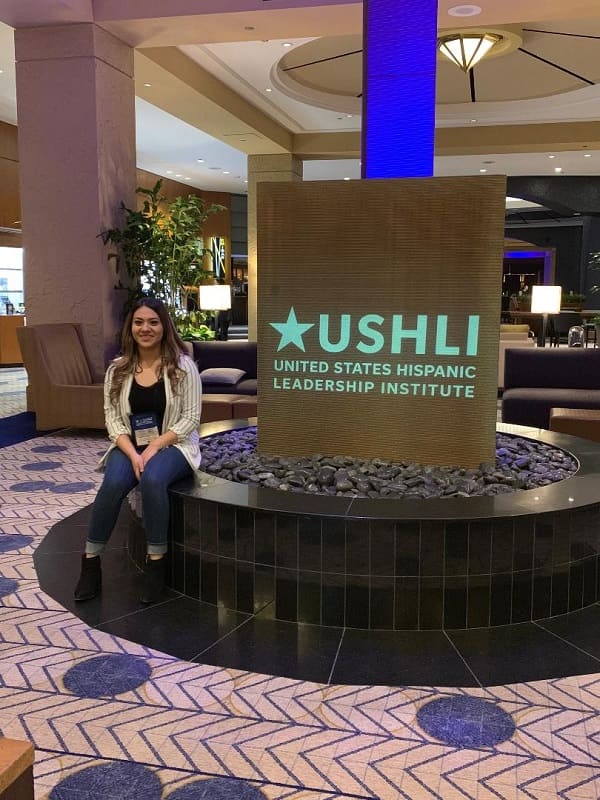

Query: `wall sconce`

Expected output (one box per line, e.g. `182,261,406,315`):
199,284,232,341
531,285,562,347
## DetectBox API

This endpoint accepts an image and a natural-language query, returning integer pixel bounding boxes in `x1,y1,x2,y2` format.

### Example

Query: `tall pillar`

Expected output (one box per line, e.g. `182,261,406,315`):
362,0,438,178
15,23,136,376
247,153,302,341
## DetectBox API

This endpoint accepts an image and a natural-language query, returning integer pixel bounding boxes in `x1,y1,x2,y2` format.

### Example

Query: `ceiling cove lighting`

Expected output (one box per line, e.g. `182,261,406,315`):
438,32,501,71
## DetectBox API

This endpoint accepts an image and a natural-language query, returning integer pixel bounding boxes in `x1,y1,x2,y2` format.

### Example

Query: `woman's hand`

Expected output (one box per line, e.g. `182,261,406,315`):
130,451,145,480
140,443,161,469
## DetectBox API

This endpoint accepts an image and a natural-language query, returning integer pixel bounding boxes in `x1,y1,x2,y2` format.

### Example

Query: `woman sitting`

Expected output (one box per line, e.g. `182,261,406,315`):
74,297,202,604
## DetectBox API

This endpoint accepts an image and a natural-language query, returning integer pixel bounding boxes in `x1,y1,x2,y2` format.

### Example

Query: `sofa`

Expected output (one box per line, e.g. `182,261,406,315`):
184,340,258,423
501,347,600,429
186,340,257,395
498,324,535,389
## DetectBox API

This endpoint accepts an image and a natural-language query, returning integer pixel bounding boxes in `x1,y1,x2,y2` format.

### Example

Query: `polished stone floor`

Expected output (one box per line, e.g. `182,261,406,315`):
38,504,600,689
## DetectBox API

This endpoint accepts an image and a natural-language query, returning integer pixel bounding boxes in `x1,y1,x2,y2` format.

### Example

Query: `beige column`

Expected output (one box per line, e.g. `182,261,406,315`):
247,153,302,341
15,23,136,377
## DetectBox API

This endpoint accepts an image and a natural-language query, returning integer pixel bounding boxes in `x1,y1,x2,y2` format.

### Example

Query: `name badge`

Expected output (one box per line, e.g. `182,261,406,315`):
131,413,159,447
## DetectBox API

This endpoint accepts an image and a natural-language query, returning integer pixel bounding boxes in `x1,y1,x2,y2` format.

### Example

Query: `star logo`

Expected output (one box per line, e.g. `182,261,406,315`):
269,306,314,352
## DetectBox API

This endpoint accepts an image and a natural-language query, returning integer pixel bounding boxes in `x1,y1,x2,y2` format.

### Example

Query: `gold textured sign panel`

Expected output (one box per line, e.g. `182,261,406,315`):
257,177,506,468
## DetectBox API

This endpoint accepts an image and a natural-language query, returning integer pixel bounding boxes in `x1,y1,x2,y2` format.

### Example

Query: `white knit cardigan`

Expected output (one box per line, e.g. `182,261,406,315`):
100,354,202,470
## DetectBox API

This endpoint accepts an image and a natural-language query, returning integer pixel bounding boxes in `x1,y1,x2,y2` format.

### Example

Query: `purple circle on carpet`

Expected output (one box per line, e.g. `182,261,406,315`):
49,762,162,800
50,482,95,494
0,577,18,597
416,696,515,748
167,778,267,799
22,461,63,471
63,654,152,698
9,480,55,492
31,445,68,453
0,534,34,552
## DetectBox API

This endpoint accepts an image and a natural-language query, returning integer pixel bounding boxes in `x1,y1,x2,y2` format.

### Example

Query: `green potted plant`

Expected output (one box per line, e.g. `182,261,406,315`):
100,180,224,340
561,291,586,311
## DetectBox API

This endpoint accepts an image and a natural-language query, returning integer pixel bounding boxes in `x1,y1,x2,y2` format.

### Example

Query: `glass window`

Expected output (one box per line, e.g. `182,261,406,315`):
0,247,24,313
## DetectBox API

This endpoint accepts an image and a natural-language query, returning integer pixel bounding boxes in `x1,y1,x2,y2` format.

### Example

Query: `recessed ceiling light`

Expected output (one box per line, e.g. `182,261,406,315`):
346,114,353,118
479,169,487,173
584,153,592,158
175,173,182,177
223,171,230,175
244,180,248,184
0,70,4,75
197,158,204,163
554,167,563,173
548,154,556,159
265,88,273,92
470,118,477,123
448,4,482,17
143,82,152,87
343,177,351,181
283,42,292,48
166,170,173,174
184,177,191,181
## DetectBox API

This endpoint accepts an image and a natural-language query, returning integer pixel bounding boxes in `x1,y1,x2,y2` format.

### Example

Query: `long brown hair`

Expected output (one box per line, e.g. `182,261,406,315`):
109,298,188,406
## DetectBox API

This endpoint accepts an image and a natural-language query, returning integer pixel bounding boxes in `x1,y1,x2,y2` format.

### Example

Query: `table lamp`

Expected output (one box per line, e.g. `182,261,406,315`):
531,285,562,347
199,284,232,341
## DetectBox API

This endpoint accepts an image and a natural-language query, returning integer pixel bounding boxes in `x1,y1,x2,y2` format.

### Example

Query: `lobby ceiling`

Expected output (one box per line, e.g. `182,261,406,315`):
0,0,599,194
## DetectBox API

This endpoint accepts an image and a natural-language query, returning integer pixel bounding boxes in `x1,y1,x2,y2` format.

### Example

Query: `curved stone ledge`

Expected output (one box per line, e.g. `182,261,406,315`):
128,420,600,630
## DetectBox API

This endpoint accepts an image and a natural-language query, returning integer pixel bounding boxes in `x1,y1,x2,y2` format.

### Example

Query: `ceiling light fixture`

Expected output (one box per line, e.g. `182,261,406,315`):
448,5,482,17
143,83,152,87
479,168,487,173
554,167,563,173
584,153,592,158
265,87,273,92
548,154,556,159
282,42,292,48
438,32,502,72
197,158,204,163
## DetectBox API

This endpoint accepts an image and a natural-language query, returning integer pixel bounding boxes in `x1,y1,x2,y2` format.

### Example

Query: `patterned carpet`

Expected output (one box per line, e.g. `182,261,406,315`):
0,367,599,799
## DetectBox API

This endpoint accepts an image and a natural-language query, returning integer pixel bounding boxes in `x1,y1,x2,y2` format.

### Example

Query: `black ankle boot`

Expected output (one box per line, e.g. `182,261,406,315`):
140,557,165,604
74,555,102,601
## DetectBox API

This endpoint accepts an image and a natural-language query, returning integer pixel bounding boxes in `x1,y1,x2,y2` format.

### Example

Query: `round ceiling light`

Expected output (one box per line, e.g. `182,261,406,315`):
448,5,482,17
438,32,502,72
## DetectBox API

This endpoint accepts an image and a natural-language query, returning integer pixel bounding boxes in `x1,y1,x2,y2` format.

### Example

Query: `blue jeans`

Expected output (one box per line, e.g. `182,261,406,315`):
86,446,192,556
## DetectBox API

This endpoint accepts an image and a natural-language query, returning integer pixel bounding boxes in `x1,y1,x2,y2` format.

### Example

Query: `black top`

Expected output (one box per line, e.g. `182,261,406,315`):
129,379,166,435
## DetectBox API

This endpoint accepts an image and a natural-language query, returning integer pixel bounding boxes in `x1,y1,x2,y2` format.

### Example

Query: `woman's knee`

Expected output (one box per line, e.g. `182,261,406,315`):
139,469,166,497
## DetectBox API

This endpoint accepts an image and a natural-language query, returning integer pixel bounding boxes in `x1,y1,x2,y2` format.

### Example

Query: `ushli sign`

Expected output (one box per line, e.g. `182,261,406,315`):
257,177,506,467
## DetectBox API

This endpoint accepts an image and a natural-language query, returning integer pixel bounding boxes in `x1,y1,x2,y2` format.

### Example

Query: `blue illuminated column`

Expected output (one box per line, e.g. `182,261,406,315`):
362,0,438,179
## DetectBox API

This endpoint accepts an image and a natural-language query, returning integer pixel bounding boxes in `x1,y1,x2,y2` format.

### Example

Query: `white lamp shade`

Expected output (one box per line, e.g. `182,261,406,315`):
530,285,562,314
199,284,231,311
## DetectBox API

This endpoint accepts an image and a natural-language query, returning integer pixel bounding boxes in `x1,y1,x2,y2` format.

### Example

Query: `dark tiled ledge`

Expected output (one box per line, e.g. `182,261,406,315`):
127,421,600,630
